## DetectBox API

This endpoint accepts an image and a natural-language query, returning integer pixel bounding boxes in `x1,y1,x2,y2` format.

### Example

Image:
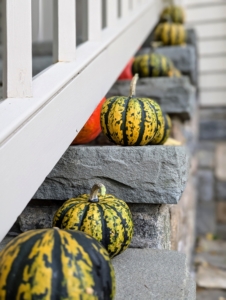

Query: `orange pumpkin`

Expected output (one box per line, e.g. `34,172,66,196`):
72,98,106,145
118,58,134,80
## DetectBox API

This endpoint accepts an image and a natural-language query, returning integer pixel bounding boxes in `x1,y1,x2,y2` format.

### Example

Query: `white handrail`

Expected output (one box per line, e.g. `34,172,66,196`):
0,0,163,241
2,0,32,99
53,0,76,62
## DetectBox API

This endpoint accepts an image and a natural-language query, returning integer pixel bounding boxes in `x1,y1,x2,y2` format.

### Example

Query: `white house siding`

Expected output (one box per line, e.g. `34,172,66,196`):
183,0,226,107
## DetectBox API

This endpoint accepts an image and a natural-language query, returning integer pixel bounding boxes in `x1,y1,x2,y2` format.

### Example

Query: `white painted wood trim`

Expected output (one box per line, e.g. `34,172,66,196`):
121,0,130,17
106,0,118,27
88,0,102,40
200,90,226,106
0,0,160,241
2,0,32,99
53,0,76,62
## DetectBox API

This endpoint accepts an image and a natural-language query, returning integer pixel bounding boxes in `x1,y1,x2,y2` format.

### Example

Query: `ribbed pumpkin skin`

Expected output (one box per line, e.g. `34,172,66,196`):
0,229,115,300
149,113,172,145
132,53,174,78
154,23,186,46
100,96,161,146
160,6,185,24
53,194,134,258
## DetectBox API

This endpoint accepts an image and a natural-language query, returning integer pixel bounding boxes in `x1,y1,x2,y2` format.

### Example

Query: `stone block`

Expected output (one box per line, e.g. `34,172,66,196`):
128,204,171,249
216,202,226,224
216,179,226,202
107,77,196,121
199,107,226,141
198,150,214,169
196,201,216,236
112,249,196,300
215,143,226,181
34,145,190,204
18,202,61,232
197,170,214,202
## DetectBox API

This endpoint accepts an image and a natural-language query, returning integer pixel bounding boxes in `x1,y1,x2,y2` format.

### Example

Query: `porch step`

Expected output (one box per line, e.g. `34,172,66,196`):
107,77,196,121
112,248,196,300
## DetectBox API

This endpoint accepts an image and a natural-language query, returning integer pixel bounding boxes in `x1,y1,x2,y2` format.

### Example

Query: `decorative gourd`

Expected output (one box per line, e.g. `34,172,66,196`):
53,183,133,258
132,53,174,78
160,6,185,24
118,58,134,80
0,228,115,300
154,23,186,46
148,113,172,145
71,97,106,145
100,74,164,146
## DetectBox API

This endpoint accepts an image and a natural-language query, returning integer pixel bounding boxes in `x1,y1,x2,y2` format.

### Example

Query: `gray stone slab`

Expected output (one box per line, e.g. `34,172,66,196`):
112,249,195,300
216,179,226,202
107,77,196,121
34,145,190,204
199,107,226,141
197,170,214,202
196,201,216,236
128,204,171,249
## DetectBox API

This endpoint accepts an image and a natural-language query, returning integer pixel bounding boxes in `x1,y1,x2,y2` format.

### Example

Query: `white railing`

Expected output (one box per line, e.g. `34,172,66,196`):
0,0,163,241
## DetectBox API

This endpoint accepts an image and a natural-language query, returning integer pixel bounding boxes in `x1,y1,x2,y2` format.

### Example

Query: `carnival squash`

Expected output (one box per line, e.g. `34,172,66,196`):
53,183,133,258
148,113,172,145
0,228,115,300
132,53,175,78
100,74,164,146
72,97,106,145
154,23,186,46
160,6,185,24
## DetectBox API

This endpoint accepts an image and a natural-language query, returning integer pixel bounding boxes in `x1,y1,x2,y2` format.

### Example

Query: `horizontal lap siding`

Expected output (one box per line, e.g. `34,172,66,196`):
185,1,226,106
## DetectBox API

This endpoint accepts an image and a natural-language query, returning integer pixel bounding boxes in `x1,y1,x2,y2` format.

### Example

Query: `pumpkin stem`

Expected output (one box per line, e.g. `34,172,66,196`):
89,183,106,203
130,74,139,97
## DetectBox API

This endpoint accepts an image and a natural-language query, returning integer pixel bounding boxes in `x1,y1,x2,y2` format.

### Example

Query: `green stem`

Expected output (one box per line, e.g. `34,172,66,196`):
129,74,139,97
89,183,106,203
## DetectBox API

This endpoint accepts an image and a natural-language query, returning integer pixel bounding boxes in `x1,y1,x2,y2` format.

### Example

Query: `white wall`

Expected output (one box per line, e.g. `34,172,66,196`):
183,0,226,107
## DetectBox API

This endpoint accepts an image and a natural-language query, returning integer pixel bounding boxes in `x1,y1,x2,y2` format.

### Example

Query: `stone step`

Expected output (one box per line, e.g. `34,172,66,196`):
34,145,190,204
112,248,196,300
107,77,196,121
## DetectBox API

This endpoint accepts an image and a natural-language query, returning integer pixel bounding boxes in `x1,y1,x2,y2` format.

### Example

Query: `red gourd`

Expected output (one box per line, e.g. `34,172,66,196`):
72,97,106,145
118,58,134,80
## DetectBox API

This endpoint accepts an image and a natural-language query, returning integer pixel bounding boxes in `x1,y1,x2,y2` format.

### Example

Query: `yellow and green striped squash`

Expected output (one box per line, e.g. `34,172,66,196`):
0,228,115,300
53,183,134,258
160,6,185,24
169,67,181,78
101,75,165,146
154,23,186,46
148,113,172,145
132,53,174,78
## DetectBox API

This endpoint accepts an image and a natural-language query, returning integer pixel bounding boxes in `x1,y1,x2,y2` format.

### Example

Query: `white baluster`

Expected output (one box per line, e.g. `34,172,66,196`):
2,0,32,99
88,0,102,40
106,0,118,27
53,0,76,62
121,0,130,17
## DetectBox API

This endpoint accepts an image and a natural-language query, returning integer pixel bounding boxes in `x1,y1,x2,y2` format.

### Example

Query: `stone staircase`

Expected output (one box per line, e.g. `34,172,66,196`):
0,31,199,300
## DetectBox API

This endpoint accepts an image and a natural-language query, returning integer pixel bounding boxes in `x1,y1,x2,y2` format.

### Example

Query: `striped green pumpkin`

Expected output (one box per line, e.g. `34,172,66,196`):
160,6,185,24
169,67,181,78
132,53,174,78
154,23,186,46
101,74,164,146
148,113,172,145
53,183,134,258
0,228,115,300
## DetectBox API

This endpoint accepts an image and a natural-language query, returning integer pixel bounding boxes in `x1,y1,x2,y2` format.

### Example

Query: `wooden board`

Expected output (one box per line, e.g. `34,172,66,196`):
199,39,226,55
187,22,226,39
199,56,226,73
186,4,226,23
200,90,226,106
199,73,226,89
